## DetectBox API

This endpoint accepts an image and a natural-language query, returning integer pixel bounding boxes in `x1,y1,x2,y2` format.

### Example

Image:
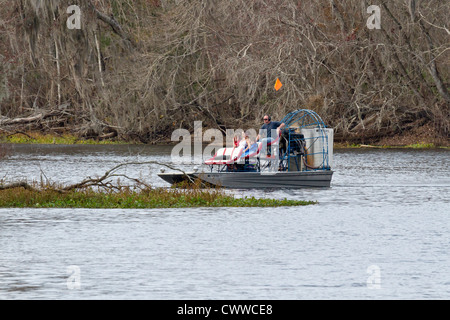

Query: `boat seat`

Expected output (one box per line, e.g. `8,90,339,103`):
204,146,244,165
242,143,260,159
205,130,282,165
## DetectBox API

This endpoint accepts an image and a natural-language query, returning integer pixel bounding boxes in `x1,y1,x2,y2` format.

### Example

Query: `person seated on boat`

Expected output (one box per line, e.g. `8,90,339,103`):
243,134,258,165
233,131,243,147
242,134,256,153
256,115,285,156
238,131,248,149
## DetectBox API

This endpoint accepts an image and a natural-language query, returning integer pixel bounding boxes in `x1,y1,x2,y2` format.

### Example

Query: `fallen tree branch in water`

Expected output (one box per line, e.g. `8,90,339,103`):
0,182,39,192
1,161,194,193
60,161,195,192
0,161,194,193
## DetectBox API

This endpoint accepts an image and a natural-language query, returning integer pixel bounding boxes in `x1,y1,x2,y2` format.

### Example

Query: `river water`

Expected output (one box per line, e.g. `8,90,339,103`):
0,144,449,299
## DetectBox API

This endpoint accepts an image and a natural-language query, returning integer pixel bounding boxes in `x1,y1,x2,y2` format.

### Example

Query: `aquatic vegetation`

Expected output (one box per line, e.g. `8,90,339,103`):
0,183,315,209
403,143,436,149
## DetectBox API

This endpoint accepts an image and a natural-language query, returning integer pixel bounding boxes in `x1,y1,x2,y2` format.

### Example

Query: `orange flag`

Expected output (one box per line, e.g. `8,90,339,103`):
274,78,283,91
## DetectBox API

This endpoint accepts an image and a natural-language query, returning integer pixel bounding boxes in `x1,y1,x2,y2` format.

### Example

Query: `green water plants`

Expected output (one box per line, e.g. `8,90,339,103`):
0,183,315,209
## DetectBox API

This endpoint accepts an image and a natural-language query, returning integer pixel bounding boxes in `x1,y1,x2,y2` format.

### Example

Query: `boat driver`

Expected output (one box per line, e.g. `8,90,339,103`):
256,115,285,156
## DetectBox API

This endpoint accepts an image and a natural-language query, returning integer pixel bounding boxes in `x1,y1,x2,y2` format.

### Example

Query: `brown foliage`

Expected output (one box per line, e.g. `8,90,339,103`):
0,0,448,143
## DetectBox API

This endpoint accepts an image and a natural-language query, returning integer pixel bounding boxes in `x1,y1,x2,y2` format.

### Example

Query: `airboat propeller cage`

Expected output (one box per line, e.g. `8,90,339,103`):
280,109,333,171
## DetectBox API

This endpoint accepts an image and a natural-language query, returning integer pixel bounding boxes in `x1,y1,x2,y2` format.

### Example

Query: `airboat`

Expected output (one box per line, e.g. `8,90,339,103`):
158,109,334,188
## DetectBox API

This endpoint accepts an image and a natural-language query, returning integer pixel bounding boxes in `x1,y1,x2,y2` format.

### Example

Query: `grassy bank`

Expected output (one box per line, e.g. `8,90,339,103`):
2,131,447,149
0,132,126,145
333,142,448,149
0,185,315,209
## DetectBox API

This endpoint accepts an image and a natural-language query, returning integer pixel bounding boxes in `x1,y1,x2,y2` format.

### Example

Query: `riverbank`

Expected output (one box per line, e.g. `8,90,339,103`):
333,142,448,149
0,184,315,209
1,122,448,149
1,132,448,149
336,123,449,149
0,131,125,145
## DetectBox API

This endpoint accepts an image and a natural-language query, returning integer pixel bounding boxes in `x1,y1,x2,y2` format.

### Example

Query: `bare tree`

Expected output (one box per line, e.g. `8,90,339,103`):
1,0,448,143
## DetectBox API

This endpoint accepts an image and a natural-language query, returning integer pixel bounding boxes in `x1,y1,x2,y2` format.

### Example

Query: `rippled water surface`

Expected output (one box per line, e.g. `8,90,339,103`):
1,144,449,299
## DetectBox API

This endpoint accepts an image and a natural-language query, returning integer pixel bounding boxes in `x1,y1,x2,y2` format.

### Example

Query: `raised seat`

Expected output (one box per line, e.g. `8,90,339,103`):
204,146,244,165
205,130,282,165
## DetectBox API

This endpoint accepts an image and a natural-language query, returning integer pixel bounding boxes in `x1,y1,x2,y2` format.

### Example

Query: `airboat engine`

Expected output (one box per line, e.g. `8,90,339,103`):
301,128,333,170
279,110,334,172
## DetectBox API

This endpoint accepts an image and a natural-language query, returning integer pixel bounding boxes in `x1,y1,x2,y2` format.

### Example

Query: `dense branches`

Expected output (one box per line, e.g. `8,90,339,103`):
0,0,448,143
